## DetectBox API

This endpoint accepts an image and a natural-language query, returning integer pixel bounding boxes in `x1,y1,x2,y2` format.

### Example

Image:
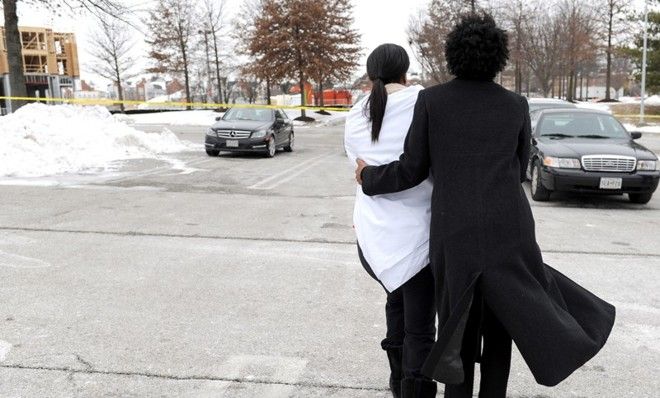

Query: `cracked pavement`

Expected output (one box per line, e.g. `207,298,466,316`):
0,124,658,397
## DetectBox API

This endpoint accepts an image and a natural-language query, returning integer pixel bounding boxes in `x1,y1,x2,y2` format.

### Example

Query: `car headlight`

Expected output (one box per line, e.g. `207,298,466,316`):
543,156,581,169
251,129,268,138
637,160,658,171
206,128,216,137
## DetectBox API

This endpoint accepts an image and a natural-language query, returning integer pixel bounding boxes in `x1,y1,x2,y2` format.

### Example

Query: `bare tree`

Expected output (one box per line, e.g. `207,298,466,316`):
407,0,474,84
88,18,135,112
557,0,599,102
1,0,124,111
146,0,198,109
519,2,562,97
599,0,633,101
202,0,229,103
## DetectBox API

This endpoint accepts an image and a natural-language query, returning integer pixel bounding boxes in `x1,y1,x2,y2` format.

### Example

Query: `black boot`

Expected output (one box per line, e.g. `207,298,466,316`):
401,378,437,398
386,347,403,398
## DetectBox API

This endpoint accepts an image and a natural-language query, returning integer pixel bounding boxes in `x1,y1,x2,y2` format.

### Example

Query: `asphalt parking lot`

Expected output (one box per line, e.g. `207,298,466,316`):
0,122,659,397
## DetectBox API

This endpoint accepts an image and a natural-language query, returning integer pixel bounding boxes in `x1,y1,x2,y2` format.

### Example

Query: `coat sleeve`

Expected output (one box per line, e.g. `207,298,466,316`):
517,98,532,183
361,90,430,196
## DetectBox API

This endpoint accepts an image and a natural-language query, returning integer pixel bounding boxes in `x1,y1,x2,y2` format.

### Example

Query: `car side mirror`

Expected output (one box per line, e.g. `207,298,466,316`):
215,116,223,121
630,132,642,140
531,137,538,146
275,118,285,125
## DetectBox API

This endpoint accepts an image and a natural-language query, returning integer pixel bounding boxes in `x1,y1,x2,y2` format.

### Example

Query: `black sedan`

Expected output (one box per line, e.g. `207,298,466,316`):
527,109,659,204
205,107,294,158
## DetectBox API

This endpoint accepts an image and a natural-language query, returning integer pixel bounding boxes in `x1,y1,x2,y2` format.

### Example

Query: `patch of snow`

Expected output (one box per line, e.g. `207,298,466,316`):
123,110,221,126
575,102,613,114
0,340,11,362
137,90,184,110
623,123,660,135
646,95,660,106
0,103,197,178
289,109,348,129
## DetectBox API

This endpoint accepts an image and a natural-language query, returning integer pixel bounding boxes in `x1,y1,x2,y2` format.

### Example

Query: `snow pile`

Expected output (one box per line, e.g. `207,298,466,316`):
0,103,195,178
291,110,348,128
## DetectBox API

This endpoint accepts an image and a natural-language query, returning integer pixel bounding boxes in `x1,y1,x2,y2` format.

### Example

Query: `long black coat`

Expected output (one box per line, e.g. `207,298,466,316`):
361,79,615,387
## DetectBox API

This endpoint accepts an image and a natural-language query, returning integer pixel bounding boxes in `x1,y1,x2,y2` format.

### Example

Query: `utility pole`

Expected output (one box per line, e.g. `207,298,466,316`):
640,0,649,125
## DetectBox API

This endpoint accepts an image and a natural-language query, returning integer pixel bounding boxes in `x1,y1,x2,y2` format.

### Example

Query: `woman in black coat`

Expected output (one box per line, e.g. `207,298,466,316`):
356,13,615,398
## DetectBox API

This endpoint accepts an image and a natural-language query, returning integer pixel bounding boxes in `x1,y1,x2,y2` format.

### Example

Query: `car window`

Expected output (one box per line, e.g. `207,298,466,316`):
538,113,629,139
279,109,290,120
223,108,274,122
275,110,284,120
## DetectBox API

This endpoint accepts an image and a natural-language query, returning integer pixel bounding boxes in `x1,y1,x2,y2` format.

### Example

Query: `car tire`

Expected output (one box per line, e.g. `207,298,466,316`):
265,138,276,158
284,133,294,152
531,160,551,201
628,192,653,204
206,148,220,157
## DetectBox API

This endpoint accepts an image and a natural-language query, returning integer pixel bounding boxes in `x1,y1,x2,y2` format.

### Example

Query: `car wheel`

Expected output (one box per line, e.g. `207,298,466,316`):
628,192,653,204
284,133,294,152
531,160,551,201
265,138,276,158
206,148,220,157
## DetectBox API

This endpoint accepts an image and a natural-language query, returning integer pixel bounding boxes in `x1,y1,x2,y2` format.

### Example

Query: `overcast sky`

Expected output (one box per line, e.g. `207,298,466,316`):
2,0,651,88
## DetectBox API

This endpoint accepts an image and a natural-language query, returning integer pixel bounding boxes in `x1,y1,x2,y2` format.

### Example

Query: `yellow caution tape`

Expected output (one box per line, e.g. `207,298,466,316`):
3,97,659,120
0,96,351,113
613,114,660,119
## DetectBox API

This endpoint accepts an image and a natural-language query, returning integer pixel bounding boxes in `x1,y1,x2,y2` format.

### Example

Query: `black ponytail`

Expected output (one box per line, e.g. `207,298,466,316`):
364,44,410,142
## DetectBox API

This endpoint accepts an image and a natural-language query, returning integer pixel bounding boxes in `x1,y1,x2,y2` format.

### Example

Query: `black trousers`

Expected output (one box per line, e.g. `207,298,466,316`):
358,245,436,379
444,300,512,398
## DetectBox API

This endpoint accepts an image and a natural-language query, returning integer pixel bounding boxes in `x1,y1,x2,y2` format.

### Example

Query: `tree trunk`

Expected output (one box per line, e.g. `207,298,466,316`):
297,44,306,118
113,58,125,113
211,28,223,103
579,74,584,100
551,78,555,98
3,0,28,112
266,77,271,105
179,32,192,110
605,5,613,101
319,81,324,107
586,75,590,100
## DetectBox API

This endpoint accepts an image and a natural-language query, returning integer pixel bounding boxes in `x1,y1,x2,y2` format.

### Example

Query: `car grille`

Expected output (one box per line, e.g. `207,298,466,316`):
581,155,636,172
214,130,252,139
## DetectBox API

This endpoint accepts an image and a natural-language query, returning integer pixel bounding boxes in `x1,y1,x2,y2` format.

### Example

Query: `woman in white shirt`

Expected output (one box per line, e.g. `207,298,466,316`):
344,44,436,398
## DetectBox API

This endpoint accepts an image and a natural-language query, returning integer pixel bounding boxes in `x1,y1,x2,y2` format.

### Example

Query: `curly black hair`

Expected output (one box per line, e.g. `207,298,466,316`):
445,13,509,81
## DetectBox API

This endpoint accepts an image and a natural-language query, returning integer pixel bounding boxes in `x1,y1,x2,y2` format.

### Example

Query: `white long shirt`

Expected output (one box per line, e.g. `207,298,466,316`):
344,84,433,292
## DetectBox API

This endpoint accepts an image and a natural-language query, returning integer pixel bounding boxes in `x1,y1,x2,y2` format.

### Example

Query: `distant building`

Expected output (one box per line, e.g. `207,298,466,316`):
0,26,80,113
75,80,107,100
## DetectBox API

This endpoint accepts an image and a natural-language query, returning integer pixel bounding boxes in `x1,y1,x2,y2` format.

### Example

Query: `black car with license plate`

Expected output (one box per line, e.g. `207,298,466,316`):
205,107,294,158
527,108,659,204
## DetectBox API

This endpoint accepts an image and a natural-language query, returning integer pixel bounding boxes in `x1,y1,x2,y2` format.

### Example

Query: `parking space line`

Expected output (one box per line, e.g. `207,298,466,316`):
249,153,335,190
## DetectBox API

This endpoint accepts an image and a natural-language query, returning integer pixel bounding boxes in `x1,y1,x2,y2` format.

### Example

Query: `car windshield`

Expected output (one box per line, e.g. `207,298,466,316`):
223,108,273,122
528,103,576,112
538,113,629,139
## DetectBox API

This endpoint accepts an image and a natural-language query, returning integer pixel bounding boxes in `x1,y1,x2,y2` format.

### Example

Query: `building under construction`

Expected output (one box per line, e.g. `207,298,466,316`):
0,26,80,113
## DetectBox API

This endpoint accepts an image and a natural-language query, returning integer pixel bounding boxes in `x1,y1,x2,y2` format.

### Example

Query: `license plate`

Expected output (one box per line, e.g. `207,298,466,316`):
226,140,239,148
599,177,622,190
